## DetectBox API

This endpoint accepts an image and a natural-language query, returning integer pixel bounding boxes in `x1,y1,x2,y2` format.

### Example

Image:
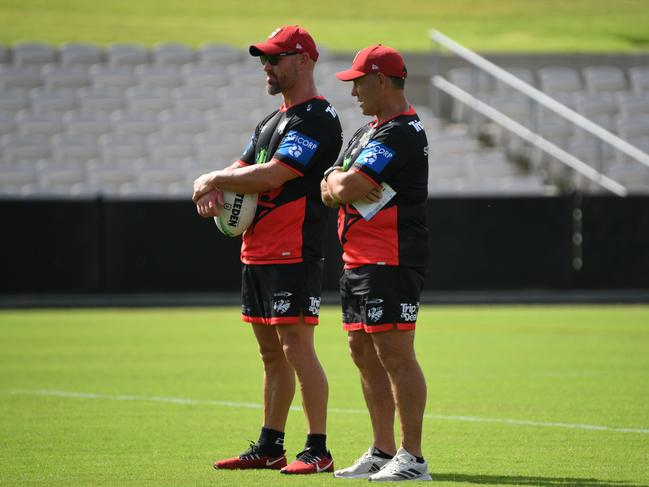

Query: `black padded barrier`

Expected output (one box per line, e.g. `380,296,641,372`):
1,196,647,295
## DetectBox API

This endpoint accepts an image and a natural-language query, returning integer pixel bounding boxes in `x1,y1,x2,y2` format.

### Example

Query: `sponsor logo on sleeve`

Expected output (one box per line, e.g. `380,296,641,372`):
355,141,395,173
277,130,320,165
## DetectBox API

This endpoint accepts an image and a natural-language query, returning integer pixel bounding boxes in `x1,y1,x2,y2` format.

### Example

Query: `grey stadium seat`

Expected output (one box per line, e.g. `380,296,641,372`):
617,93,649,120
629,66,649,93
181,64,229,89
0,66,43,89
0,113,16,137
158,110,206,137
0,89,30,113
538,67,582,95
11,42,57,66
78,87,126,113
1,134,51,163
89,65,137,91
42,65,92,90
63,111,112,136
98,133,147,163
106,43,149,66
171,87,222,113
153,43,195,65
51,133,99,164
135,64,184,89
582,66,627,94
29,89,78,114
198,43,242,65
125,86,173,114
16,111,64,137
110,110,158,136
60,42,104,66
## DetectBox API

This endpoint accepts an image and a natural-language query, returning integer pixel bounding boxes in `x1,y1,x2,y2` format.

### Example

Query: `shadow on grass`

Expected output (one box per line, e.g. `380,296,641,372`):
431,473,648,487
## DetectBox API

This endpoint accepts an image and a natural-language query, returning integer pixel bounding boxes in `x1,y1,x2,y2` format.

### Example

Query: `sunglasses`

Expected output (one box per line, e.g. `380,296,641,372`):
259,52,299,66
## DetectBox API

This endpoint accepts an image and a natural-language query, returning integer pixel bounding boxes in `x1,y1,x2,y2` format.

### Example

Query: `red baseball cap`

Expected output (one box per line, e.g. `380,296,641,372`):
249,25,319,62
336,44,407,81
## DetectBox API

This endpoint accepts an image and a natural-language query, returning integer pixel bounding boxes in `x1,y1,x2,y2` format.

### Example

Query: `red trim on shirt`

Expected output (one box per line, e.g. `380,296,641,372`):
271,157,304,177
351,167,381,188
371,105,417,128
280,95,326,112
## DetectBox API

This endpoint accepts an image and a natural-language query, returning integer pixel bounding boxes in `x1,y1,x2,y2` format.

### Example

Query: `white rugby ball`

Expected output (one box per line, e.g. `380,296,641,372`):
213,190,258,237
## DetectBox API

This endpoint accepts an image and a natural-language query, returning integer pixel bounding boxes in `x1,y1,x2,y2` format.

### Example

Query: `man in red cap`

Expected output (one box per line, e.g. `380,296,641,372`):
321,44,432,481
193,25,342,475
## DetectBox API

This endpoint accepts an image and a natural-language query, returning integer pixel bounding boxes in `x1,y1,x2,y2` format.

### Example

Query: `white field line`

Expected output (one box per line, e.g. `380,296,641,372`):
4,389,649,435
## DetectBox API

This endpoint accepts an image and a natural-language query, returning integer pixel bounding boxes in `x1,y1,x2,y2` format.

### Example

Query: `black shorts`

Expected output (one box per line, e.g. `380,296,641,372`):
340,265,425,333
241,261,323,326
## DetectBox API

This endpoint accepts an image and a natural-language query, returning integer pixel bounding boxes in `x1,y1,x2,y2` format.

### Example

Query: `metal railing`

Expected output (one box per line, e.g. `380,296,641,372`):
429,29,649,197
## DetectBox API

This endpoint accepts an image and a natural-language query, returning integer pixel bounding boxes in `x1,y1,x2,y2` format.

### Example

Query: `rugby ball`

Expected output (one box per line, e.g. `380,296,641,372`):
213,190,258,237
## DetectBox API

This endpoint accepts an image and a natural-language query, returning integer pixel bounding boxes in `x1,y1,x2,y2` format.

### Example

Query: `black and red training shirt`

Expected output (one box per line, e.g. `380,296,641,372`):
333,106,429,269
238,96,343,264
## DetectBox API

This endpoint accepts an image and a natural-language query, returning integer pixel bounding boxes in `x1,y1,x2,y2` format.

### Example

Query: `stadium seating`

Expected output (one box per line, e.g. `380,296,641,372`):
1,41,647,198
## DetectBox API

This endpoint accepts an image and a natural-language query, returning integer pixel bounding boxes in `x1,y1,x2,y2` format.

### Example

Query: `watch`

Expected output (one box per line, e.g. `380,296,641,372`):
323,166,340,181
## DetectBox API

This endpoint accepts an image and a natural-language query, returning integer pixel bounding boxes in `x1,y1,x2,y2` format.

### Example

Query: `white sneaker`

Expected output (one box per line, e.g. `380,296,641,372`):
333,447,392,479
368,447,432,482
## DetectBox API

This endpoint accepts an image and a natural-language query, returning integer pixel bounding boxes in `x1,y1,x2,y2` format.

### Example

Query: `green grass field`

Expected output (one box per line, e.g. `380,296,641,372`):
1,305,648,486
1,0,649,52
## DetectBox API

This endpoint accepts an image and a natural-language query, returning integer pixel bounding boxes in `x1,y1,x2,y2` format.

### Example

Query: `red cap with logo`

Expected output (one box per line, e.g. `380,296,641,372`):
249,25,319,62
336,44,407,81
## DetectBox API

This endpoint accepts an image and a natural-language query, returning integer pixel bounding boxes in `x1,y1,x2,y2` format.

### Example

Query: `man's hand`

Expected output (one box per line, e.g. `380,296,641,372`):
195,189,223,218
193,171,218,203
363,186,383,203
320,178,340,208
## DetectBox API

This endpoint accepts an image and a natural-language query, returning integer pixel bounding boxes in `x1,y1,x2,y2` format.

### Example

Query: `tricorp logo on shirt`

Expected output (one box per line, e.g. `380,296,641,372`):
355,141,395,173
277,130,320,166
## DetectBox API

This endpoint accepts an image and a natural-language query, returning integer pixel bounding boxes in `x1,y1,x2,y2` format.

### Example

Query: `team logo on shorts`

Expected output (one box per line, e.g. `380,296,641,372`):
400,302,419,322
308,297,321,316
274,299,291,314
367,306,383,322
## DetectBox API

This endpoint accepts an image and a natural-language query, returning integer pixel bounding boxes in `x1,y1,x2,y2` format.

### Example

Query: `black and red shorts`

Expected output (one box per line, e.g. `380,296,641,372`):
241,261,323,326
340,265,425,333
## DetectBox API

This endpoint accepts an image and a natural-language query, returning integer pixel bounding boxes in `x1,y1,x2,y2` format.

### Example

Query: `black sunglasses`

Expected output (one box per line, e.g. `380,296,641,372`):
259,52,299,66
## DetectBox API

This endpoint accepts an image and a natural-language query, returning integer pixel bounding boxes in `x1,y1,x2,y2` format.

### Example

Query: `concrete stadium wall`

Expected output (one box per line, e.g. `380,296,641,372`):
2,196,648,296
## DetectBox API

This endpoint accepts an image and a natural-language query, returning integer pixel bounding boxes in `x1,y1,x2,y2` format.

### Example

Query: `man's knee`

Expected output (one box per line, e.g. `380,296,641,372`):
348,332,377,369
279,326,315,368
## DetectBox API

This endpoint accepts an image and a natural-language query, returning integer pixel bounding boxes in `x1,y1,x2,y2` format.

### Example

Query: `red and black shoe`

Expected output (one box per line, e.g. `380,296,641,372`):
214,442,287,470
280,448,334,475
